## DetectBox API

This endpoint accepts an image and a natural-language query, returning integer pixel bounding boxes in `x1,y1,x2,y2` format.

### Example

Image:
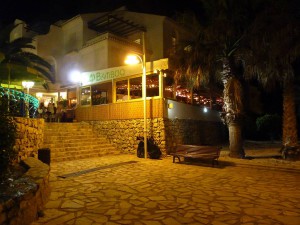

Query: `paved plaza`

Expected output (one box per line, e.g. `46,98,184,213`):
31,153,300,225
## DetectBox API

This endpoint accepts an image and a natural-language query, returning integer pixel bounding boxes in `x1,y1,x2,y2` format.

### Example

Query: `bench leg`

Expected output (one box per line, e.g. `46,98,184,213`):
212,159,219,167
173,156,181,163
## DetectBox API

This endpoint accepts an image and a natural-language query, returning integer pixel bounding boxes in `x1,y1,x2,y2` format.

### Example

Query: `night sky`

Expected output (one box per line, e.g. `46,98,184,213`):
1,0,298,118
1,0,204,26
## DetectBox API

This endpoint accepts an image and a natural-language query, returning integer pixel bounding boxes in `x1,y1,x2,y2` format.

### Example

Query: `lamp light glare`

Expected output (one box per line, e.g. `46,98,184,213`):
124,55,141,65
70,70,81,83
168,103,174,109
22,81,34,89
203,107,208,113
36,92,43,98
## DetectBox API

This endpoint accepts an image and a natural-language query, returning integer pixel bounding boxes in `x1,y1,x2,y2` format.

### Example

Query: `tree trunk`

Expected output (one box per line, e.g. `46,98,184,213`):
282,81,298,146
220,58,245,158
228,122,244,158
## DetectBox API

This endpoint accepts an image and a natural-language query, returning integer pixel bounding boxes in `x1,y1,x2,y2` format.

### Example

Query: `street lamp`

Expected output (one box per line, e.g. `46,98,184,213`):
22,81,34,118
125,32,147,159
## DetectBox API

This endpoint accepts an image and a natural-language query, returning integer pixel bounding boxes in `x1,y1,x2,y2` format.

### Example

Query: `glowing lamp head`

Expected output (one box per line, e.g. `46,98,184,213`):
22,81,34,89
125,54,142,65
70,70,81,83
203,107,208,113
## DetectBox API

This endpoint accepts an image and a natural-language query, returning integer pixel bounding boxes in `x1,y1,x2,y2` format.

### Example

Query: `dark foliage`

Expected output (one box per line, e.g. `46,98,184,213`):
0,99,17,177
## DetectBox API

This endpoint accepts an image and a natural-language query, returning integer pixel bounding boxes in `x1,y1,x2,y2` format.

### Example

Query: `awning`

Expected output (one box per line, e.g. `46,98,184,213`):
88,13,146,37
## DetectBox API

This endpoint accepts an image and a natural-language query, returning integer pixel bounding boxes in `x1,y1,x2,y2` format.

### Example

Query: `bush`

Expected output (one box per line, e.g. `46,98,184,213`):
0,101,17,177
256,114,281,140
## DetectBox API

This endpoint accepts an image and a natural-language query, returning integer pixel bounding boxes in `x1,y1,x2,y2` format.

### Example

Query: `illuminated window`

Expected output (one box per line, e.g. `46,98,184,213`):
115,74,159,102
130,77,142,99
91,84,107,105
146,74,159,97
80,86,91,105
163,76,175,99
116,80,128,102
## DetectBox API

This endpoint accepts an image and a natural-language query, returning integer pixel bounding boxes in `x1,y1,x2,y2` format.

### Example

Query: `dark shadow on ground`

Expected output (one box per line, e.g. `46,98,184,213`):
174,158,236,169
244,155,283,160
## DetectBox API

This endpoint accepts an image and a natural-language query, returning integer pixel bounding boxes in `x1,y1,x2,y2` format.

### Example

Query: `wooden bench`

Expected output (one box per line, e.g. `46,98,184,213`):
170,145,222,166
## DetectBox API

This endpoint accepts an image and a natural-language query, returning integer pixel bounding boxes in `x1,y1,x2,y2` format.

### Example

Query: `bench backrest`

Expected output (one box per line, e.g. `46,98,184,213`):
175,145,222,155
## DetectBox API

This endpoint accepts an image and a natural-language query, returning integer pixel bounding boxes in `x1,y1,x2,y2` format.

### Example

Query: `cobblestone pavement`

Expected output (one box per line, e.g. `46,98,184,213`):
31,153,300,225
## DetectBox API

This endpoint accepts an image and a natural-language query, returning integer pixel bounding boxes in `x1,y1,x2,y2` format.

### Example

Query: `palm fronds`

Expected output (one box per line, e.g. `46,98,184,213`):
0,23,55,85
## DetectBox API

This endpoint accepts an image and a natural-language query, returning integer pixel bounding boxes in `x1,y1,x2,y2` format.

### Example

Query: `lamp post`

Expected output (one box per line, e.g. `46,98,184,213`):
22,81,34,118
125,32,147,159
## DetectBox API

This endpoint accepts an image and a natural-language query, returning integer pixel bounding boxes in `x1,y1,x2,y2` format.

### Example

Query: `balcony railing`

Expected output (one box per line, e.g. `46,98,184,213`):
0,87,39,118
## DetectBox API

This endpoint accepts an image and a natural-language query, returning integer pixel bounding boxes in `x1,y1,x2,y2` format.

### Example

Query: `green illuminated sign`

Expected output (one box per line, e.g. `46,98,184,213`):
88,69,125,83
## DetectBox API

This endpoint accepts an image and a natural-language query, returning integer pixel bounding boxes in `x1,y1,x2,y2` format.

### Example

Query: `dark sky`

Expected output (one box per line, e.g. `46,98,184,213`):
1,0,204,26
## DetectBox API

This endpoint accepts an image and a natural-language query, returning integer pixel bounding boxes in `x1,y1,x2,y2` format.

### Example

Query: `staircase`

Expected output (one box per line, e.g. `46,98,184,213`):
43,122,120,162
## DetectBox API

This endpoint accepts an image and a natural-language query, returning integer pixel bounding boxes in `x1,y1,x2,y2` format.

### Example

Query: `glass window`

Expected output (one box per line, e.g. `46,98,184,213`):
115,74,159,102
130,77,142,100
163,76,175,99
91,84,108,105
146,74,159,97
67,88,77,108
80,86,91,105
116,80,128,102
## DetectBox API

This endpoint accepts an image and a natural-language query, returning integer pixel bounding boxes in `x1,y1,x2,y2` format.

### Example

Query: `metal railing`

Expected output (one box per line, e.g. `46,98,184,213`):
0,87,39,118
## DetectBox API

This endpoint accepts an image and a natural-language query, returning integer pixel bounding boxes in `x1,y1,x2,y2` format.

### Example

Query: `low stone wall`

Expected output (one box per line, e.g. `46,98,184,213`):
0,157,51,225
13,117,44,162
164,119,227,153
89,119,165,154
88,118,226,155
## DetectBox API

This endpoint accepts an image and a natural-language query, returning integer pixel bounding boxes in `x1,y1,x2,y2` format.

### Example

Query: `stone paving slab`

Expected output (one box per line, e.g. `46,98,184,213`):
31,154,300,225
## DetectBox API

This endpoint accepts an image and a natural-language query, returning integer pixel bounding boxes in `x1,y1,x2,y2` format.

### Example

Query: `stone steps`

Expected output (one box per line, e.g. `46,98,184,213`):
42,122,120,162
43,137,108,144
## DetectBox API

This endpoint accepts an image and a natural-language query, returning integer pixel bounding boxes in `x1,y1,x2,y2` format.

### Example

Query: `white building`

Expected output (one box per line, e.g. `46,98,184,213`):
33,7,192,107
25,7,225,154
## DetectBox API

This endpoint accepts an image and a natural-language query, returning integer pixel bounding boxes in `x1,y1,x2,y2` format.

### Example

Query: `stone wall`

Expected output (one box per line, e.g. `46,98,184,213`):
13,117,44,162
88,118,227,156
164,119,227,153
0,157,51,225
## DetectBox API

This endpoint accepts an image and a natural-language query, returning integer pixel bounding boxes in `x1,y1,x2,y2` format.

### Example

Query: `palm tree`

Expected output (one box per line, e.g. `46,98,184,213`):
0,23,55,88
172,0,299,157
171,0,263,158
245,0,300,147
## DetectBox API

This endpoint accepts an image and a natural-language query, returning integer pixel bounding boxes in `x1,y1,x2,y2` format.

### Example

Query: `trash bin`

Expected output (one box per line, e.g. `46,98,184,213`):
38,148,51,165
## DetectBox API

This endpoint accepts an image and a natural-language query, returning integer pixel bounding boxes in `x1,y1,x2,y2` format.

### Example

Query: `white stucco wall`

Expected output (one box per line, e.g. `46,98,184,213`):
80,38,108,72
62,16,83,53
165,99,222,122
32,10,194,89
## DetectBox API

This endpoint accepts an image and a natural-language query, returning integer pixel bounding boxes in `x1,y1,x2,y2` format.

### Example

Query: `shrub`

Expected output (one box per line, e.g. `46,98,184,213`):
0,101,17,177
256,114,281,140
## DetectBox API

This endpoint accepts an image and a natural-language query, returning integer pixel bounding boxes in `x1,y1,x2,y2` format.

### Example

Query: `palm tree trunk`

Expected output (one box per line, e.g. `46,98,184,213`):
221,58,245,158
282,81,298,146
228,121,244,158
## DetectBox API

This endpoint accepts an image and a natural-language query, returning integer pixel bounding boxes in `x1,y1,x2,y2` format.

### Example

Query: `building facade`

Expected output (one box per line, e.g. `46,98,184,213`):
21,8,226,154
